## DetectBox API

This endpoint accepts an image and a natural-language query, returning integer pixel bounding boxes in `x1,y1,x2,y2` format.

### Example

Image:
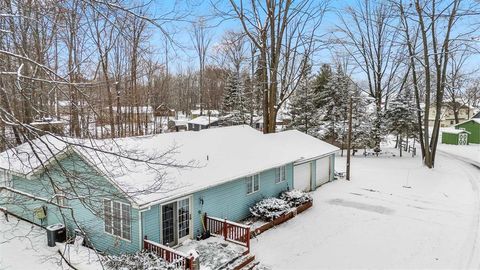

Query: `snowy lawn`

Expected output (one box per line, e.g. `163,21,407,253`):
437,143,480,165
252,150,480,269
0,214,102,270
176,237,247,270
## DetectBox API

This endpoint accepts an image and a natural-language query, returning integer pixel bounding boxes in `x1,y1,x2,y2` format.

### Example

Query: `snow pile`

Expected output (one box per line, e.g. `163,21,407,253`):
250,198,291,221
104,251,176,270
177,237,245,270
279,190,312,207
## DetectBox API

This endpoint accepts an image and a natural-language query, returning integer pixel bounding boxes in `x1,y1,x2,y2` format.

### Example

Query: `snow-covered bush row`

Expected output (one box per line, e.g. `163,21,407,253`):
250,197,291,221
104,251,178,270
279,190,312,207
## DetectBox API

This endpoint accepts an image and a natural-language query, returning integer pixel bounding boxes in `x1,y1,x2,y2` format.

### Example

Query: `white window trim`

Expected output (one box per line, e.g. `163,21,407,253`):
0,169,13,201
103,199,131,242
246,174,260,195
159,195,193,246
275,166,287,184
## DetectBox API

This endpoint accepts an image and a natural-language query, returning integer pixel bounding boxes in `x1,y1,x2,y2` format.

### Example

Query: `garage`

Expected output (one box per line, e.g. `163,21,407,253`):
315,156,330,187
294,162,311,191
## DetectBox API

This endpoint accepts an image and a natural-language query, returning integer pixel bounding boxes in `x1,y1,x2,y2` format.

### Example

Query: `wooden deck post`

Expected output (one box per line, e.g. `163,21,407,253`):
223,219,227,241
246,229,250,254
203,212,208,234
143,235,148,250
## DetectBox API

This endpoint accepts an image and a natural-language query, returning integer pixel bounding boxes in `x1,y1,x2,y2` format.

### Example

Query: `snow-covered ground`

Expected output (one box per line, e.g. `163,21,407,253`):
252,150,480,269
177,237,247,270
437,143,480,165
0,214,102,270
2,146,479,270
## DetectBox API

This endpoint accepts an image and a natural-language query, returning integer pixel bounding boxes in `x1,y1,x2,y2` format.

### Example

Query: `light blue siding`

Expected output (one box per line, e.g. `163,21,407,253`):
310,160,316,190
191,164,293,238
330,155,335,180
142,204,161,243
4,152,140,255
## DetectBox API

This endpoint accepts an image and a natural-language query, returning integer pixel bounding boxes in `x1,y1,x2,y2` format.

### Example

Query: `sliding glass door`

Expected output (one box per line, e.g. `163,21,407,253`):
162,202,176,246
161,197,191,246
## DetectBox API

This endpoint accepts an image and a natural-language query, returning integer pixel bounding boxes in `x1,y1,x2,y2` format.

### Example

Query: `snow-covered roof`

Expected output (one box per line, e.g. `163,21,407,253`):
455,118,480,126
190,109,219,116
187,116,219,126
0,126,338,207
441,128,470,135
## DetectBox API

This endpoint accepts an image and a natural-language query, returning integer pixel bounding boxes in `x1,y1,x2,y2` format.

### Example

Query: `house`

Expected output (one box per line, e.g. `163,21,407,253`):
30,119,67,136
190,109,220,119
187,116,219,131
428,103,475,127
168,119,188,132
0,126,338,256
155,104,175,117
454,119,480,144
441,129,470,145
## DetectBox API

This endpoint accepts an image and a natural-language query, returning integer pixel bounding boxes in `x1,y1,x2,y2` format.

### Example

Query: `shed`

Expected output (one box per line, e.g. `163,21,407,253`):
441,129,470,145
454,119,480,144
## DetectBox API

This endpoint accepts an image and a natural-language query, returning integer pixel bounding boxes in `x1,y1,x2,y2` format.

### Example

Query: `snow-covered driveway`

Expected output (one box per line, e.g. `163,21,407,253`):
252,152,480,269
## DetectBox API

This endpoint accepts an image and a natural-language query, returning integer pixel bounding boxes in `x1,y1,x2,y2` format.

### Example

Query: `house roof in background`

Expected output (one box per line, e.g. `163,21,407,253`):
0,126,339,207
442,128,470,135
455,118,480,127
187,116,219,126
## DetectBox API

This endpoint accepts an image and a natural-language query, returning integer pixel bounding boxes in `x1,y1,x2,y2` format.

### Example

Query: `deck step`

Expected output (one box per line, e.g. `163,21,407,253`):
232,254,255,270
218,253,256,270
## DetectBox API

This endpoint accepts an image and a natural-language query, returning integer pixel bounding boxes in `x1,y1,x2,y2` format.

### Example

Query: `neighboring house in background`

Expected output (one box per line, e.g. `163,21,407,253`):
441,129,470,145
190,109,220,119
30,119,67,136
253,112,292,132
0,126,338,255
154,104,175,118
428,103,474,127
187,116,219,131
168,119,188,132
454,119,480,144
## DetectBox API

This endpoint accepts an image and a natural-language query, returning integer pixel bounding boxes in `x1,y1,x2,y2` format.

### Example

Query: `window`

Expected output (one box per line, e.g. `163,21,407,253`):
103,199,131,240
275,166,286,183
0,169,12,201
0,169,11,187
246,174,260,194
53,186,66,206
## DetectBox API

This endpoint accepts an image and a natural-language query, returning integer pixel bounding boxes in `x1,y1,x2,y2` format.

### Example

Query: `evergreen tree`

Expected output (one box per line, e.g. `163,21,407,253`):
221,73,247,125
288,63,319,136
385,89,418,156
317,65,350,145
312,64,333,108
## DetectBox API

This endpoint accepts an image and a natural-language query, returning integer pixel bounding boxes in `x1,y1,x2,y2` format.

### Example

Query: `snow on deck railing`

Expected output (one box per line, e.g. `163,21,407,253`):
143,237,194,270
204,213,251,254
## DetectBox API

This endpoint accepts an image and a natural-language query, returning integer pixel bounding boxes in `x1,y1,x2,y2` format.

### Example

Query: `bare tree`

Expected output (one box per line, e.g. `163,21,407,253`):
397,0,473,168
334,0,405,148
190,17,212,115
224,0,327,133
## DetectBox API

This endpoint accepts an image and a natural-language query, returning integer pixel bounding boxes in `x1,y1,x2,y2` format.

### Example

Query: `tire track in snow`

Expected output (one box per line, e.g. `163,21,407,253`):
439,152,480,269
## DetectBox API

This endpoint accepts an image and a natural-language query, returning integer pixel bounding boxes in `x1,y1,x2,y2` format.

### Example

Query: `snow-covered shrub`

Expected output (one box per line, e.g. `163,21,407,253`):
104,251,178,270
280,190,312,207
250,198,291,221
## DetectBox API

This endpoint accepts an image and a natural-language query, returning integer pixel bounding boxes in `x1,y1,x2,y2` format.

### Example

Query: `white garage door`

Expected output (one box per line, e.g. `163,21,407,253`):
294,162,311,192
315,156,330,187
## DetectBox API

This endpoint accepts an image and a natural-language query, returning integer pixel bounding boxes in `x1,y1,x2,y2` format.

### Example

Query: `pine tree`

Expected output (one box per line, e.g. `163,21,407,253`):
288,60,320,136
385,89,418,156
222,73,247,125
316,65,350,145
312,64,333,108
